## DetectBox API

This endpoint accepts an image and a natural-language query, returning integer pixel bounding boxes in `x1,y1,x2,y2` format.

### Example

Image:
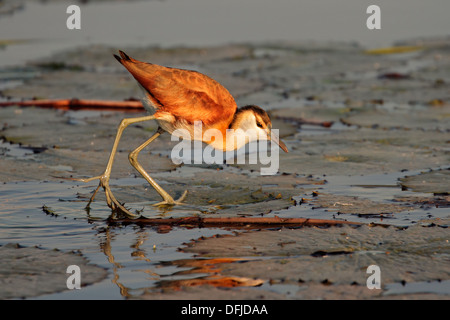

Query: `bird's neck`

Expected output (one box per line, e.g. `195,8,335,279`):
198,116,248,151
217,114,255,151
205,127,250,151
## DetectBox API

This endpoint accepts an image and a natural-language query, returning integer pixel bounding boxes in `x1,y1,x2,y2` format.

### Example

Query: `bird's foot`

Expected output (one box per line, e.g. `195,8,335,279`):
152,190,188,207
74,174,139,218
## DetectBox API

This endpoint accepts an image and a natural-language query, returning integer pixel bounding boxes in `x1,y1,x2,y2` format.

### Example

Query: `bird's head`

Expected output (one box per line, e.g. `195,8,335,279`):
230,105,288,152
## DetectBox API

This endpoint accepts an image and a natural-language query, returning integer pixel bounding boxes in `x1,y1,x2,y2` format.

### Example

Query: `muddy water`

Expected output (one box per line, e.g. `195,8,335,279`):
1,0,450,300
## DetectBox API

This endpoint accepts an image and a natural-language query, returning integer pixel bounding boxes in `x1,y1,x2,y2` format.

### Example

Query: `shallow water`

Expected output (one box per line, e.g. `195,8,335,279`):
1,164,447,299
0,179,234,299
283,170,450,226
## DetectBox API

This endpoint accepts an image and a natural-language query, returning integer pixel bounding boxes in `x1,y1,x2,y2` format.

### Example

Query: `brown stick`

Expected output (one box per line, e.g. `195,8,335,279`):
108,215,363,228
0,98,144,111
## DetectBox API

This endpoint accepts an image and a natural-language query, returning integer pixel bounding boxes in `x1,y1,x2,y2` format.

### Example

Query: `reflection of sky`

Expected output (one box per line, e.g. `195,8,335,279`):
0,0,449,66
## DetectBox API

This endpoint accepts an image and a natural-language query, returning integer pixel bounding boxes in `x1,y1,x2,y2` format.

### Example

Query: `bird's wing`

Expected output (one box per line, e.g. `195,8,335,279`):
115,51,237,128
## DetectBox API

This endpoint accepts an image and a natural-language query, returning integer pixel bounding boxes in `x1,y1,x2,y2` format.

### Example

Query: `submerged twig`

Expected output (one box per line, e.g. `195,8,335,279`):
0,98,144,111
108,215,362,229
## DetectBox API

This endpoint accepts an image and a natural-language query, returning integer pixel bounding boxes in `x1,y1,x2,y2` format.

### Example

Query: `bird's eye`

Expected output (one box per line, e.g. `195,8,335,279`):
257,122,263,128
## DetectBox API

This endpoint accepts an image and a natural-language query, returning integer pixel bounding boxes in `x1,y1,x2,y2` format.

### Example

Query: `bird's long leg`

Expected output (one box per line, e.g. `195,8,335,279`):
128,128,188,206
76,115,157,217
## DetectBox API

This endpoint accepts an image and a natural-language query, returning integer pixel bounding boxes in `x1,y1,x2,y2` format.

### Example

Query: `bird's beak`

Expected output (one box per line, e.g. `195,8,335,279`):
267,129,289,153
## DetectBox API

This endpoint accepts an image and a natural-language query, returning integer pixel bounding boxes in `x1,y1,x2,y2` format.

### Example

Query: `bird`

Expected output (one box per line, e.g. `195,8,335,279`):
78,50,288,217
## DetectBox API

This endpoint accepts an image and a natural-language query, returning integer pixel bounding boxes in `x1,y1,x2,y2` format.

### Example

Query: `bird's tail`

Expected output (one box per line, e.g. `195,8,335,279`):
113,50,133,64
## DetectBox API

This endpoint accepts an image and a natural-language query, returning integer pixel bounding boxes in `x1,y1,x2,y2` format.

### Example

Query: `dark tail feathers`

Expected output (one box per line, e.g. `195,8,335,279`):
113,50,132,63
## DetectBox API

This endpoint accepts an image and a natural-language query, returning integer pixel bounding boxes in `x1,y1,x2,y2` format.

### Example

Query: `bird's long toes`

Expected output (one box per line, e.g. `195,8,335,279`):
176,190,188,203
152,200,175,207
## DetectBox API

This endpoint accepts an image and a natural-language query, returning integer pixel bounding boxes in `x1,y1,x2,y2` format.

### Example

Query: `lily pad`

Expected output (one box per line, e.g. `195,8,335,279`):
182,219,450,298
308,192,412,216
0,243,107,299
400,169,450,194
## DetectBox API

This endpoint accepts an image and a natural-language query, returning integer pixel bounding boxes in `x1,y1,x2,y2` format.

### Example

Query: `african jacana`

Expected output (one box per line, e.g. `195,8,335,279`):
79,51,288,217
